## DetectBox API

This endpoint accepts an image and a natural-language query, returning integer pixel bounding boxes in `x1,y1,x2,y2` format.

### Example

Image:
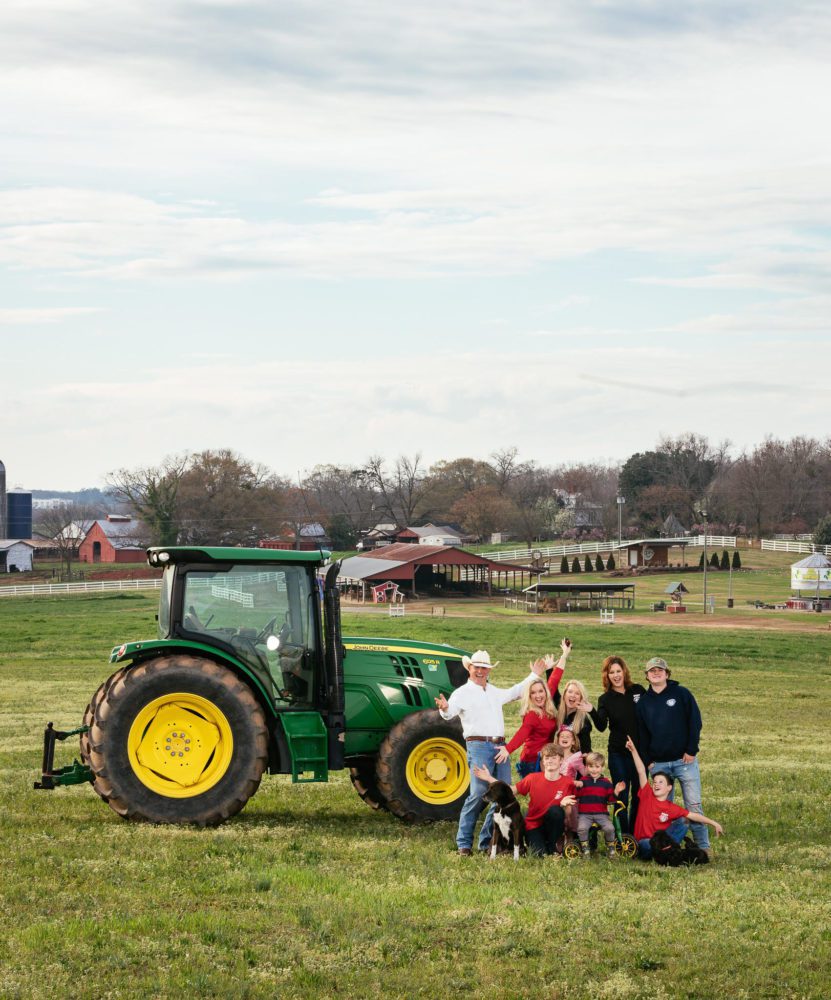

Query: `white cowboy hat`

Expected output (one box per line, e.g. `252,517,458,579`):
462,649,499,669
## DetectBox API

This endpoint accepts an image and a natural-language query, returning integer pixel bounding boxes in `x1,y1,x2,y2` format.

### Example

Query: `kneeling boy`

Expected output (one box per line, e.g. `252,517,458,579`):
475,743,576,857
626,736,723,859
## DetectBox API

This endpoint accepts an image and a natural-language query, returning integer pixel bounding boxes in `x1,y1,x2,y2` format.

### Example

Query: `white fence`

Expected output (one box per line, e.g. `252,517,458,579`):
0,578,163,598
761,539,831,555
480,535,736,563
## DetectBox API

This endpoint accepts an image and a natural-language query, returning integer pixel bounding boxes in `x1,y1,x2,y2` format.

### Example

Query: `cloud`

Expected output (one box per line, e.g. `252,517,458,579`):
0,306,102,324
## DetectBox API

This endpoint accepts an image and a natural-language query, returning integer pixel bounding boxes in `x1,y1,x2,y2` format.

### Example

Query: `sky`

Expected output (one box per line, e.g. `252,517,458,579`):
1,0,829,491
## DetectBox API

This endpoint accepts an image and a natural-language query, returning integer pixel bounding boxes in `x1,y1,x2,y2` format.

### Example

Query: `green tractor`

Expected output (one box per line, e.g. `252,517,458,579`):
36,546,472,826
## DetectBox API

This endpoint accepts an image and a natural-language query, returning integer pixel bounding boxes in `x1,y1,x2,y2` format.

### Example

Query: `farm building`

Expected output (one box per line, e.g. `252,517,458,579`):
0,539,35,572
395,523,464,546
511,581,635,613
616,537,692,568
78,515,148,564
260,523,332,551
337,544,531,600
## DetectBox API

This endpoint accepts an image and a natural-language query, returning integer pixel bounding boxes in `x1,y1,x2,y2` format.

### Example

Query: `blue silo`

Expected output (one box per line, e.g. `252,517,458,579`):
0,459,6,538
7,490,33,539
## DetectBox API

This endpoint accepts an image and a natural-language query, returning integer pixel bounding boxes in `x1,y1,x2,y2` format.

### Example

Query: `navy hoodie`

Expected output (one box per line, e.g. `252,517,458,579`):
635,679,702,765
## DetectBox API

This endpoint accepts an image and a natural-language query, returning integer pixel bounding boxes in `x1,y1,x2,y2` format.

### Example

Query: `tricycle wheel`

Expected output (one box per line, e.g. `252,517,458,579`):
620,833,638,859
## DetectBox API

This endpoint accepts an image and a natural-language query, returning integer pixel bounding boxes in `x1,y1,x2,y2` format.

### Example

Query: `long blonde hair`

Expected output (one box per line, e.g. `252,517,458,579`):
520,677,556,719
556,679,589,740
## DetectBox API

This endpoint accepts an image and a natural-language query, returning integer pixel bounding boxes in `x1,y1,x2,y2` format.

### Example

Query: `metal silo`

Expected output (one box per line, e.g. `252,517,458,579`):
7,489,33,539
0,460,6,539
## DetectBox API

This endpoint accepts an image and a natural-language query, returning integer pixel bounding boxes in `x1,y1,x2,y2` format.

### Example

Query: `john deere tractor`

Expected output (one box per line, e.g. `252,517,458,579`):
36,546,472,826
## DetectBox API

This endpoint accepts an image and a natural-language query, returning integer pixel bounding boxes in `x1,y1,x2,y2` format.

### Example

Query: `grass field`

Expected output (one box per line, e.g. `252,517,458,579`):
1,593,830,999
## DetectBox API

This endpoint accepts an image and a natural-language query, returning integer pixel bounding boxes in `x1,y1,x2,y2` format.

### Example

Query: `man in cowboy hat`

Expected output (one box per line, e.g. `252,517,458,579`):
436,650,545,855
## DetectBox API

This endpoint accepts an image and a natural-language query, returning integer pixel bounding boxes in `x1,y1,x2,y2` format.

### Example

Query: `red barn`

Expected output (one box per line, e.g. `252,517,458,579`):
79,515,148,564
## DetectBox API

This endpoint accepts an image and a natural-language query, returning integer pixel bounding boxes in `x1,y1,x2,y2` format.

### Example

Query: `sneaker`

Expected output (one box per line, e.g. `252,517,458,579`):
606,846,617,859
580,844,591,858
457,848,472,856
703,848,714,861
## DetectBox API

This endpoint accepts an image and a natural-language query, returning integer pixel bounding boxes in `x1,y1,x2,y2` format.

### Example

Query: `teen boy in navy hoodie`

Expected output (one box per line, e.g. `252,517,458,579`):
635,657,711,857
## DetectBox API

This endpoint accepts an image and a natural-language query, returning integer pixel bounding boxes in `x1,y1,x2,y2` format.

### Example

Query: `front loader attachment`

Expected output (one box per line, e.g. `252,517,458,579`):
33,722,93,789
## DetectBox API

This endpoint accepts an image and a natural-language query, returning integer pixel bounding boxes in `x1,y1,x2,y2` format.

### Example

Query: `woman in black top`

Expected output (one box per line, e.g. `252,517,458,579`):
583,655,645,834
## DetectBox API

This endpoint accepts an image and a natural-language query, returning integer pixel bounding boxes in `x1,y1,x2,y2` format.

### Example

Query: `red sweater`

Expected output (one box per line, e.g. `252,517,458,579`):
515,773,576,830
506,711,558,761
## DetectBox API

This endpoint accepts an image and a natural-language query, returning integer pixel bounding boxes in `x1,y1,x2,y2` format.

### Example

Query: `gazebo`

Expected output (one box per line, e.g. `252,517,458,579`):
789,553,831,610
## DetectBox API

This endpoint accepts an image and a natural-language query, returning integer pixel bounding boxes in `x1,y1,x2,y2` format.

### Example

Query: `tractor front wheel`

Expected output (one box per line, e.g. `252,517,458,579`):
375,710,468,823
88,655,268,826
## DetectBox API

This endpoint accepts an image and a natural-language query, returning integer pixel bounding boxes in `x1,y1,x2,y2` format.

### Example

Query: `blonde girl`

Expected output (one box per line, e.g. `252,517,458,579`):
504,675,558,778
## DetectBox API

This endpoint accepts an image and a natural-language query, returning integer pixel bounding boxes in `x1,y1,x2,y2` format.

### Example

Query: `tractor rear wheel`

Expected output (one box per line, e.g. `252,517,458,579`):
376,710,468,823
80,668,127,766
348,756,388,812
88,655,268,826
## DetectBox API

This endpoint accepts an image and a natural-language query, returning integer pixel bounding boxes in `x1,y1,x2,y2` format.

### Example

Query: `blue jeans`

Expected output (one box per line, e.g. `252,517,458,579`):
516,756,540,779
457,741,511,851
637,817,688,859
651,757,709,849
608,750,639,835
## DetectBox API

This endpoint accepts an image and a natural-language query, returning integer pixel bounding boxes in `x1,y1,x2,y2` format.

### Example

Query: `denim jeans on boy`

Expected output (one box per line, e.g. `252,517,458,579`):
457,741,512,851
650,756,709,849
608,750,639,835
637,816,688,859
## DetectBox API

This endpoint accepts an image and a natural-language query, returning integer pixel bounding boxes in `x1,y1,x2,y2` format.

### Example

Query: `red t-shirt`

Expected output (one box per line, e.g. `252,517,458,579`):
634,784,689,841
515,772,576,830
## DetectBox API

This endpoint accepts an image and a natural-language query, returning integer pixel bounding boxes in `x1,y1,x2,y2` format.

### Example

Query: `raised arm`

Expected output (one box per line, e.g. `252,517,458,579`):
546,638,572,697
625,735,648,788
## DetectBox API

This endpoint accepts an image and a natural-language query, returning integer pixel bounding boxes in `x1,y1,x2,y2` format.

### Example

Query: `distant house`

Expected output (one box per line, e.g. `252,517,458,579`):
553,489,604,529
260,522,332,551
662,513,687,536
356,523,399,550
0,539,35,573
396,523,464,546
78,515,148,564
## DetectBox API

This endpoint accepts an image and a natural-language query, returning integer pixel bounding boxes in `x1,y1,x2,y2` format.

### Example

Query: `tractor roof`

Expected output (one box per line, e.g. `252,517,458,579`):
146,545,330,567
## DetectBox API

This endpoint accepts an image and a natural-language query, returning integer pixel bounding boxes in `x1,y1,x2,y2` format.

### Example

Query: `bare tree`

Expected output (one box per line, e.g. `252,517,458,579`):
32,502,97,580
364,454,431,526
108,454,189,546
301,465,379,546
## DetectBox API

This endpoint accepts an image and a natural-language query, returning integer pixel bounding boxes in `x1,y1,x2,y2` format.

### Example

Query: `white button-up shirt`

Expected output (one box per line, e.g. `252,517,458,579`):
439,672,537,739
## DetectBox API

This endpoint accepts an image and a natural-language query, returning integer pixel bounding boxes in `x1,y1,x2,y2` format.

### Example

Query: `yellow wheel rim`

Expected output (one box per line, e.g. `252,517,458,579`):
127,693,233,798
405,737,468,805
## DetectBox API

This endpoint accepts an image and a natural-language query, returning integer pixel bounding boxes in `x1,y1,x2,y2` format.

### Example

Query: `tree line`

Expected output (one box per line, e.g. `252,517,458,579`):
34,434,831,552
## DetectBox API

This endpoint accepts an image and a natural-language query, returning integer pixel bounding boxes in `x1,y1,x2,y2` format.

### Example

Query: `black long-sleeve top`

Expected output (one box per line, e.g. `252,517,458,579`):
590,683,646,755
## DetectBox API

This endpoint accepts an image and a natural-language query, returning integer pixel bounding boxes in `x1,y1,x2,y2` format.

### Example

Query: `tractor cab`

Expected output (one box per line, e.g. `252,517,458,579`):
154,547,323,707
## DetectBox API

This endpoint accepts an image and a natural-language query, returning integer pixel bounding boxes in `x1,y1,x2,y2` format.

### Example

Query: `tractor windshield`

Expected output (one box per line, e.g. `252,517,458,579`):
179,563,318,705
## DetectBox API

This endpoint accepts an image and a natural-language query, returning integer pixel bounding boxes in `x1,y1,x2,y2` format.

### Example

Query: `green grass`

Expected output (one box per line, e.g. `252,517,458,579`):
1,595,829,998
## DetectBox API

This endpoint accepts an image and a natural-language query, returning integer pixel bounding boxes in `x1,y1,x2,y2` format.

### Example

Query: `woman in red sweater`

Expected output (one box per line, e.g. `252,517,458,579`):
503,676,558,777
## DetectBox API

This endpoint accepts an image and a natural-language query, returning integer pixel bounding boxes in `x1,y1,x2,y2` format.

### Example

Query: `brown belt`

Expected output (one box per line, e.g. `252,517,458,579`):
466,736,505,744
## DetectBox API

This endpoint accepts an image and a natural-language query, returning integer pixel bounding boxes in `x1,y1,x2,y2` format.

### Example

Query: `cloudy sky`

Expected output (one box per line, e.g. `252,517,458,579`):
1,1,829,490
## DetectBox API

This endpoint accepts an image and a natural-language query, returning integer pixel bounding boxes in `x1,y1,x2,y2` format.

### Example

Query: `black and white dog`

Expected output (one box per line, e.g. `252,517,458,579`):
483,780,526,860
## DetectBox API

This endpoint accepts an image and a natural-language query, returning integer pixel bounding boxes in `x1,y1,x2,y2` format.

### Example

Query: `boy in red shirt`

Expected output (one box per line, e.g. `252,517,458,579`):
625,737,723,859
574,752,626,858
474,743,576,857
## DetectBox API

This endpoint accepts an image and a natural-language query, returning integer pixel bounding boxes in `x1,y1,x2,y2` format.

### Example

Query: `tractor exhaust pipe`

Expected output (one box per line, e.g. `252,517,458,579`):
322,560,345,769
